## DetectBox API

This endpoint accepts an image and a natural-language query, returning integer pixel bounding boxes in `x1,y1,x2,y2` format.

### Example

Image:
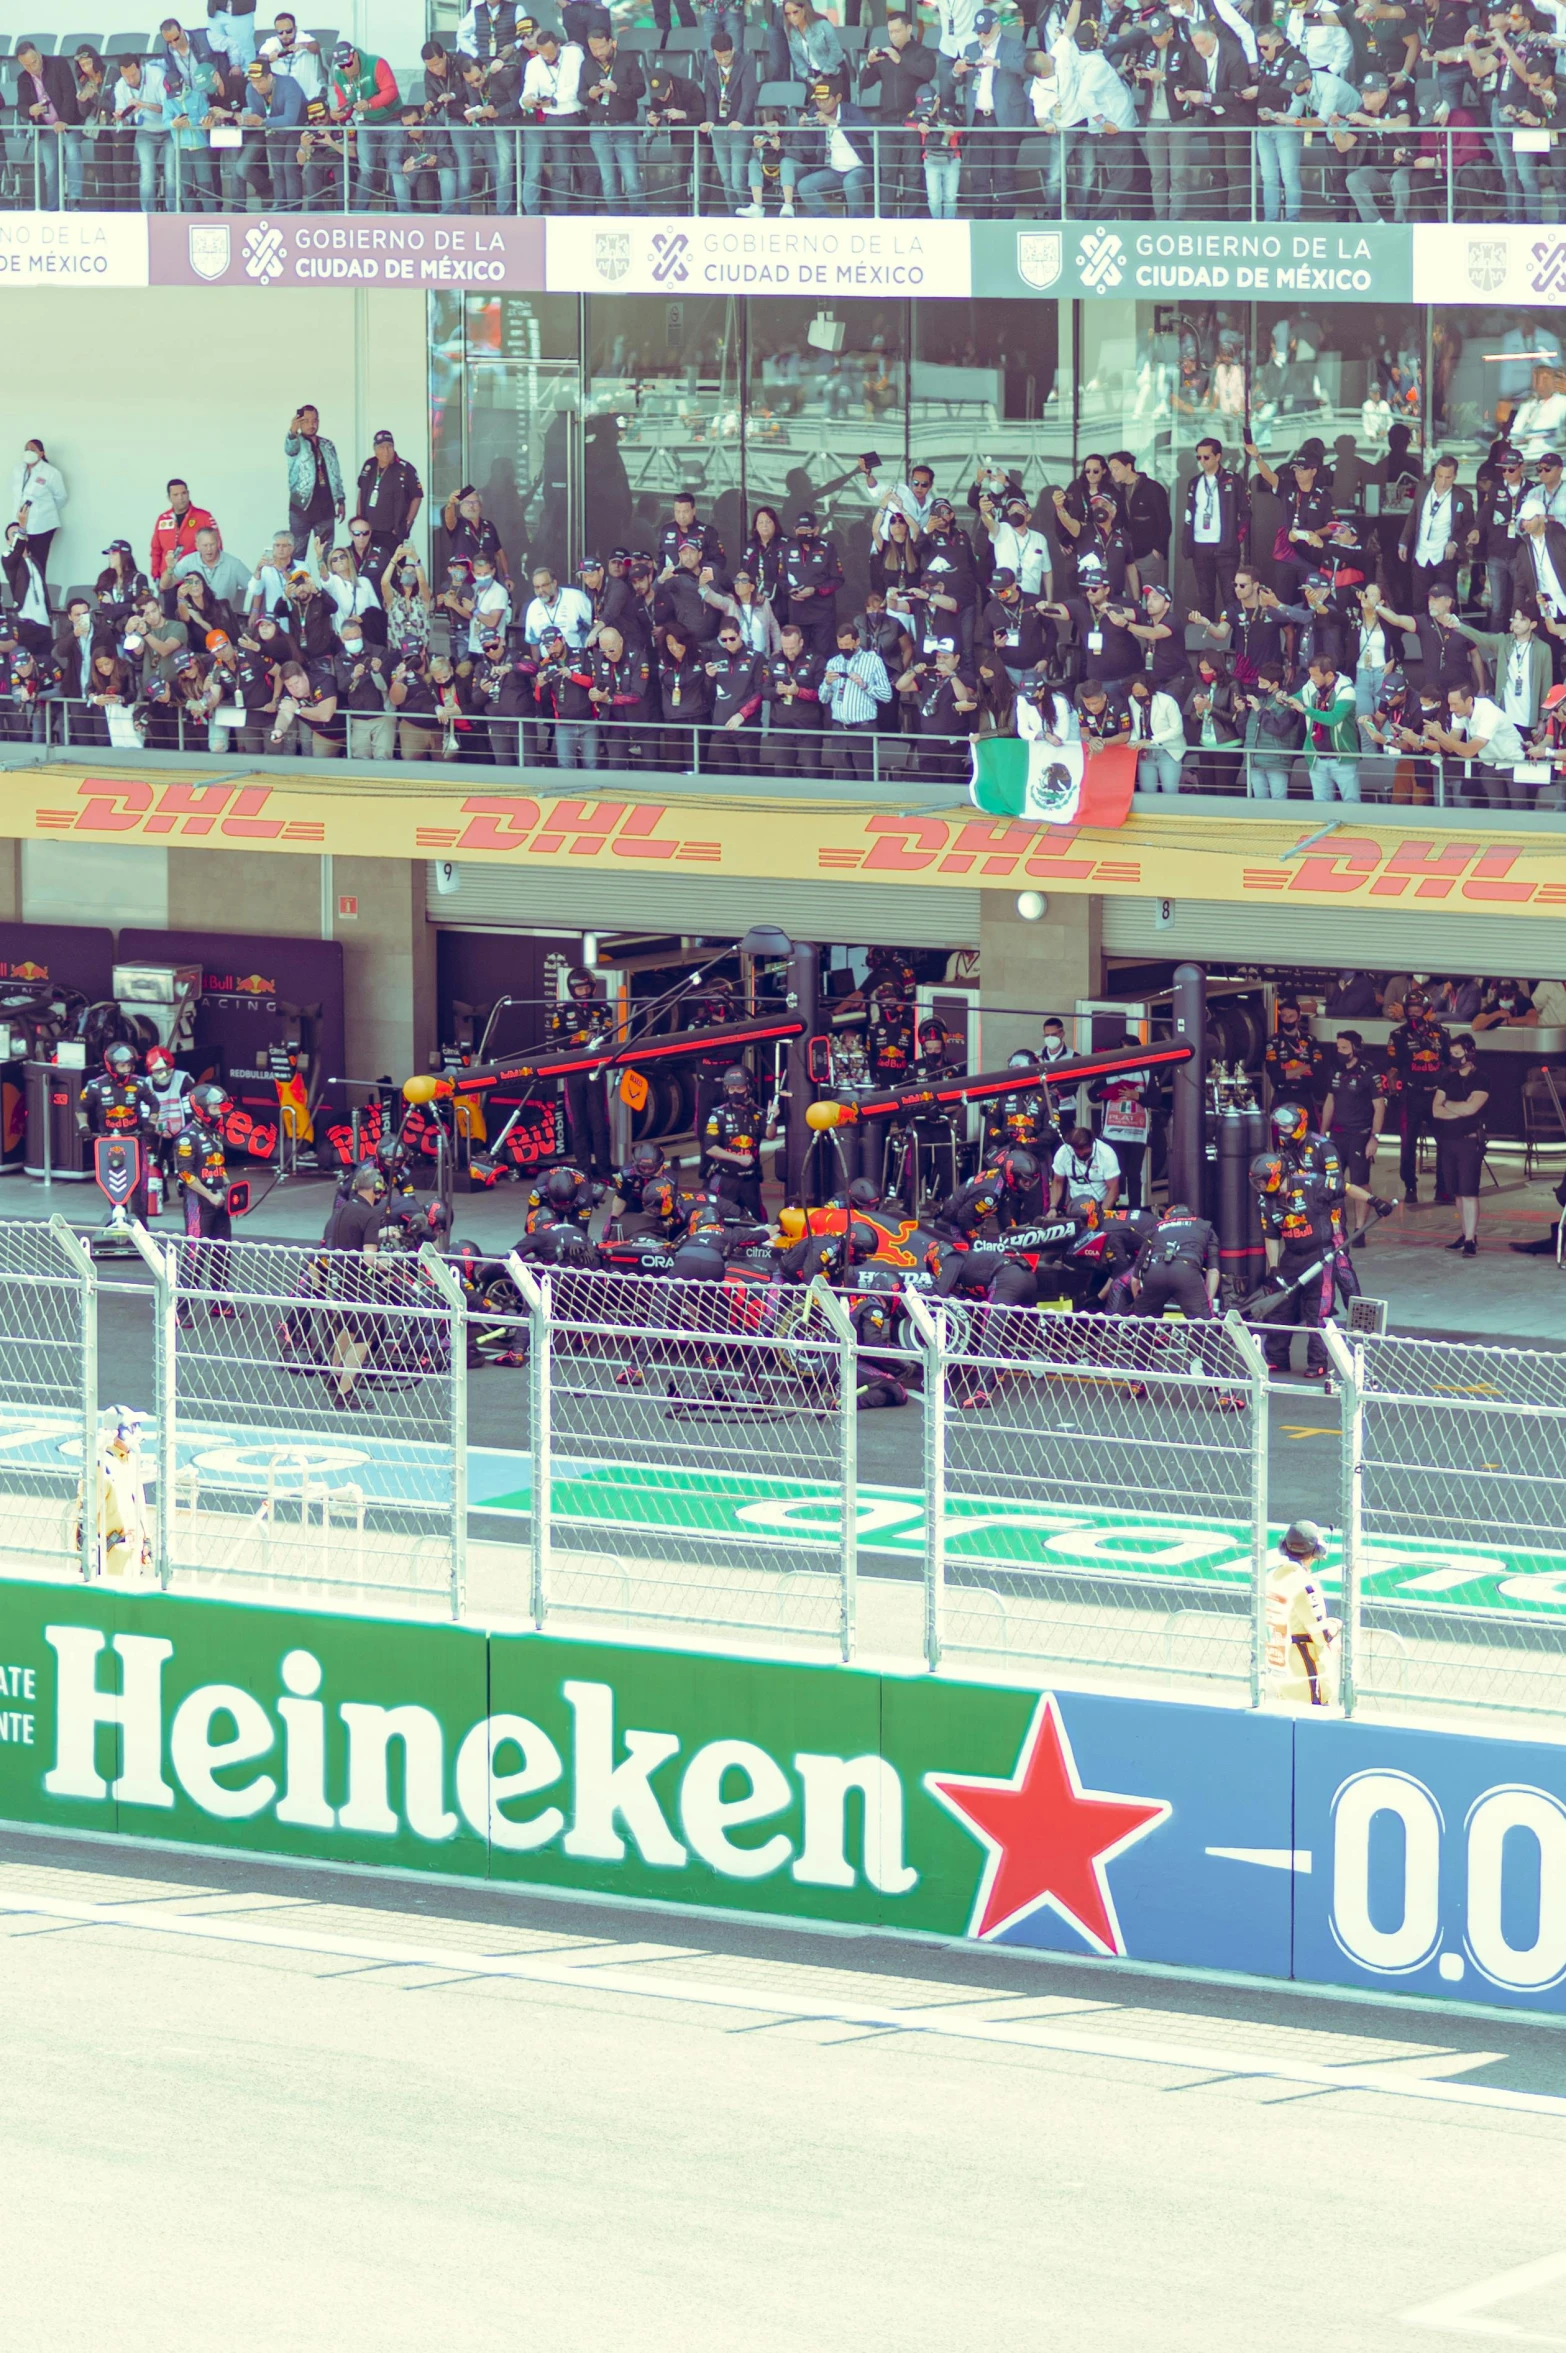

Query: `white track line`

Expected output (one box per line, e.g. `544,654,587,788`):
1401,2249,1566,2338
4,1890,1563,2120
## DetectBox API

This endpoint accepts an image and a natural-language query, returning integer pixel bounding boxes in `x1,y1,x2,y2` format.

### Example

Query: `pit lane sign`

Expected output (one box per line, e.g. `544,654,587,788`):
3,1581,1564,2011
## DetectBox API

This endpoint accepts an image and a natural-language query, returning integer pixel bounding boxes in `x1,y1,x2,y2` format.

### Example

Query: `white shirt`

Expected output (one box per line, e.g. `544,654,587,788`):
1511,390,1566,460
1130,690,1186,757
827,119,867,172
1052,1136,1121,1201
1527,533,1566,611
522,45,584,116
935,0,985,61
326,575,382,638
1414,489,1453,569
1287,7,1354,74
1455,695,1525,768
1539,478,1566,523
1193,469,1222,545
992,520,1051,595
270,40,324,101
1356,619,1387,671
1532,979,1566,1024
1051,36,1136,128
971,36,1000,111
467,578,512,654
523,585,592,648
11,457,66,535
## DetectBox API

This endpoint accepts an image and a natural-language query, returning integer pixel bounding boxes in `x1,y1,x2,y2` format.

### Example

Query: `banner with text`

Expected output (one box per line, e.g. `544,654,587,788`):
147,212,545,290
1412,221,1566,307
13,769,1566,920
973,219,1413,304
545,214,971,297
1,1581,1562,2009
0,212,149,287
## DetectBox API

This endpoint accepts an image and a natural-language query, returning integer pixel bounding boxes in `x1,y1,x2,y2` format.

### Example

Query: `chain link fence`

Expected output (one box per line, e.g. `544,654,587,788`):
913,1297,1269,1696
0,1217,96,1578
139,1235,466,1615
1330,1328,1566,1724
511,1258,858,1658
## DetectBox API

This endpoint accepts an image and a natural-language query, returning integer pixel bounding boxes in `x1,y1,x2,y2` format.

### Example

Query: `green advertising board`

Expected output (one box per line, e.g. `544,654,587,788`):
971,219,1414,304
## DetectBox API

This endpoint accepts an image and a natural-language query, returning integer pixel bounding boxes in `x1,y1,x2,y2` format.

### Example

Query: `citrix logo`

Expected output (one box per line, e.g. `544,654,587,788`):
41,1628,918,1894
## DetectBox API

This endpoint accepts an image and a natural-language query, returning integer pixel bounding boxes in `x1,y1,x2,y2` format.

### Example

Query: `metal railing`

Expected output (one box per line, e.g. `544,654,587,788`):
1,1219,1563,1724
11,700,1563,811
0,119,1539,226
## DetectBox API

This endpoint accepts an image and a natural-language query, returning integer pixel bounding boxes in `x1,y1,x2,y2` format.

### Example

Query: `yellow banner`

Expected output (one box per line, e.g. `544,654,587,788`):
19,765,1566,917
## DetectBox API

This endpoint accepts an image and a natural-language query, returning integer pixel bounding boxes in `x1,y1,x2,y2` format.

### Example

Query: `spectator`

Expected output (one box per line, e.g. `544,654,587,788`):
582,30,647,213
1107,451,1172,586
457,53,521,217
283,405,344,563
654,625,710,771
1050,1123,1121,1214
267,17,324,104
770,0,847,92
1341,71,1422,222
392,104,459,212
860,16,937,213
1428,680,1530,807
236,52,307,207
1451,602,1554,741
785,511,846,658
1398,454,1477,608
1182,659,1243,791
1292,653,1363,801
388,648,444,760
1512,496,1566,619
705,621,768,771
10,440,66,588
947,7,1027,218
3,522,54,654
1250,23,1306,221
1169,22,1252,218
784,79,875,215
523,564,593,650
521,29,587,216
355,432,423,581
154,19,224,213
821,619,892,778
381,543,432,658
586,626,650,767
421,43,475,209
1125,671,1187,792
324,544,385,645
1182,437,1250,618
203,626,276,753
248,530,300,620
173,526,252,610
698,31,757,217
765,621,827,775
150,479,218,585
327,40,402,213
97,540,152,617
702,565,783,657
660,490,725,572
1241,658,1304,798
13,38,84,213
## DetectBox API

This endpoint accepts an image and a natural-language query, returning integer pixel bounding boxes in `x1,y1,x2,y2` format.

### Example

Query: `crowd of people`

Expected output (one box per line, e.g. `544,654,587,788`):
12,0,1566,224
13,404,1566,801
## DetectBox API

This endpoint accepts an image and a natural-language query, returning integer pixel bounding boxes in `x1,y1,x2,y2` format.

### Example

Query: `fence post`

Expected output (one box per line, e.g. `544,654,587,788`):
49,1217,98,1581
131,1225,178,1589
1223,1309,1271,1707
419,1245,468,1622
1323,1322,1362,1714
904,1287,946,1671
806,1275,858,1663
508,1252,551,1630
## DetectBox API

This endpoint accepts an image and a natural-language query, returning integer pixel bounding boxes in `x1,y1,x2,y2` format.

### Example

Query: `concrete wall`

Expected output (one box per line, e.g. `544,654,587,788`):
979,890,1103,1066
0,286,430,598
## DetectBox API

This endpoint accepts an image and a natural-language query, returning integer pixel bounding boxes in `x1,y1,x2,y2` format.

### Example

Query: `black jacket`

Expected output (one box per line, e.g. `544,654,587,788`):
698,50,758,125
581,45,646,123
1181,465,1250,559
857,35,937,118
13,53,82,127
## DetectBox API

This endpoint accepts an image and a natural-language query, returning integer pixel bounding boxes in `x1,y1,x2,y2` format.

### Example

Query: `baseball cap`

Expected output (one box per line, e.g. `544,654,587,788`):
609,545,630,562
204,629,231,651
1360,68,1389,88
331,39,357,66
102,539,133,556
1499,445,1526,467
373,428,395,446
648,69,675,93
170,649,197,673
0,614,17,639
930,637,957,654
991,566,1018,587
795,509,819,528
1304,570,1333,591
542,626,566,643
811,75,834,93
1520,494,1550,520
974,6,999,26
1541,451,1564,469
578,554,605,572
1145,8,1172,27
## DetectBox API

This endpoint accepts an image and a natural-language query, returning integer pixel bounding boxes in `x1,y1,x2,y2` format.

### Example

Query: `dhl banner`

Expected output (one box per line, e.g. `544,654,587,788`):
19,767,1566,918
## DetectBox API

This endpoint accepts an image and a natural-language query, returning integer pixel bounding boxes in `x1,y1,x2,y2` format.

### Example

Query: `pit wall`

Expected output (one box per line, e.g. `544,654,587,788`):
2,1579,1562,2015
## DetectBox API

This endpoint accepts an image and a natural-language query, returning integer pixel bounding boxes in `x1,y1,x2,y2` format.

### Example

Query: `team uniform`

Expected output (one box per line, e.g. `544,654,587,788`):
702,1092,765,1220
81,1059,151,1221
1323,1058,1385,1188
547,983,616,1179
1263,1023,1325,1111
1386,1006,1450,1198
174,1114,234,1312
1256,1168,1338,1375
1130,1212,1218,1319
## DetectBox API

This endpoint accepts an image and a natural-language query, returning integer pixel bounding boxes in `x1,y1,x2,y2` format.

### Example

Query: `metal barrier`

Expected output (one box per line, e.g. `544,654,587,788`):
910,1296,1268,1696
7,1220,1566,1726
0,123,1524,226
0,1217,97,1578
133,1233,465,1615
1328,1326,1566,1725
508,1258,858,1657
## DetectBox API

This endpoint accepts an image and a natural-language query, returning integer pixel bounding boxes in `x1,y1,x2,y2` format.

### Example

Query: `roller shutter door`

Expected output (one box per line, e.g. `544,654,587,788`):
425,862,980,948
1101,895,1566,973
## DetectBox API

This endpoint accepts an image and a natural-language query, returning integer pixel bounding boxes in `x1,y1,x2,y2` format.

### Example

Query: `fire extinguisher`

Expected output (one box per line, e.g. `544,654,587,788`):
146,1165,164,1219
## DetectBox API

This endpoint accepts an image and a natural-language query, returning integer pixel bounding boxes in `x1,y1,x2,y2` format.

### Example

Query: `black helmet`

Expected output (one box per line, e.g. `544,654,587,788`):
105,1042,137,1076
1271,1103,1309,1146
999,1147,1039,1187
846,1175,882,1210
1249,1151,1285,1196
630,1142,665,1173
424,1199,452,1238
374,1133,403,1171
847,1221,879,1262
1007,1048,1040,1072
193,1082,229,1120
918,1016,947,1047
721,1063,751,1097
567,964,596,999
545,1166,580,1207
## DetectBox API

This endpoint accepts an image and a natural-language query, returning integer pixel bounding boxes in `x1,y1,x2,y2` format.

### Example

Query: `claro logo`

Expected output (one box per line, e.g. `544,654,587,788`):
41,1629,919,1895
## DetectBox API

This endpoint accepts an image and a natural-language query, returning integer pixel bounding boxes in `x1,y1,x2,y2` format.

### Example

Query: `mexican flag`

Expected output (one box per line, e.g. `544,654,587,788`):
969,705,1137,828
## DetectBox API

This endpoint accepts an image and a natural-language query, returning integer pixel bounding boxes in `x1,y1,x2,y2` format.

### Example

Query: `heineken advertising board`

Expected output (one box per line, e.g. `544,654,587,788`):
2,1580,1563,2011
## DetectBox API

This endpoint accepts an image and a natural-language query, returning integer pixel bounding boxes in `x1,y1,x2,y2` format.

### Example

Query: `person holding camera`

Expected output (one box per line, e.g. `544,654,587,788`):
1239,658,1304,799
704,621,768,773
387,647,443,761
332,620,393,760
859,14,936,212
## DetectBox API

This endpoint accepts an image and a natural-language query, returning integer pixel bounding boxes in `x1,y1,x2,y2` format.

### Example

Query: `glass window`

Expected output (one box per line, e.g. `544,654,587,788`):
586,294,744,561
432,295,584,579
743,297,907,612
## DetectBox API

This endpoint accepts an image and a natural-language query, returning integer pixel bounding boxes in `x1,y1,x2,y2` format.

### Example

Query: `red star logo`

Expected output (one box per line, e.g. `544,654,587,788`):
925,1695,1170,1953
